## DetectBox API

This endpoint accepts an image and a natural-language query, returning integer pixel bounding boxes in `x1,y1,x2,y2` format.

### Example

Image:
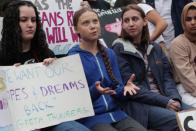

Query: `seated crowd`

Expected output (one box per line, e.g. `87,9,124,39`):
0,0,195,131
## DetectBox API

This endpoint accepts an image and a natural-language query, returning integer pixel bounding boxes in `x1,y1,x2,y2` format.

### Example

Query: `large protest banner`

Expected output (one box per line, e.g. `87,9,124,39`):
176,109,196,131
1,3,121,55
0,55,94,131
29,0,82,55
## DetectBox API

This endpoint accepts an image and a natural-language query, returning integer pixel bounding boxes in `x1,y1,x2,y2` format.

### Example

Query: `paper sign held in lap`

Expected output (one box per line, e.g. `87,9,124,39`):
0,54,94,131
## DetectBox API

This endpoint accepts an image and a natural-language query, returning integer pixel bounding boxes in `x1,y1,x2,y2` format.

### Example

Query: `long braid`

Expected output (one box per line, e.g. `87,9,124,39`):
97,42,119,88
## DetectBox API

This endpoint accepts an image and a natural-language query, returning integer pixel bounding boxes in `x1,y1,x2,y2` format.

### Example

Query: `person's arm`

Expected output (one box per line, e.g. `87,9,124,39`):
80,1,91,8
138,3,167,42
146,10,167,42
95,75,140,97
155,44,181,101
169,38,196,96
94,48,140,97
153,44,181,111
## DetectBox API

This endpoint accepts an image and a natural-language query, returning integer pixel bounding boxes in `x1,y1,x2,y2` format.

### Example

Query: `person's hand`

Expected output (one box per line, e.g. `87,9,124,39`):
95,81,116,95
124,74,140,96
80,1,91,8
167,99,181,112
42,58,56,66
13,63,21,67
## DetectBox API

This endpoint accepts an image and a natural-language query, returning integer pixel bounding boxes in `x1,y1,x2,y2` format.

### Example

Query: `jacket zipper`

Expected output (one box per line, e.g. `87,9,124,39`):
94,55,109,111
94,54,117,122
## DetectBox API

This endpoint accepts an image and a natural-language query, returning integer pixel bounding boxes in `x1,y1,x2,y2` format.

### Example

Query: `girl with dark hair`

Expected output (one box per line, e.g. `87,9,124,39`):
68,7,147,131
112,4,191,131
0,0,54,65
0,1,91,131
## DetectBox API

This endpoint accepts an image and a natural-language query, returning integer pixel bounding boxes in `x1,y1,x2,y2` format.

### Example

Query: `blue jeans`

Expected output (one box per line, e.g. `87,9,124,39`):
148,105,178,131
0,125,13,131
42,121,90,131
148,103,191,131
0,121,90,131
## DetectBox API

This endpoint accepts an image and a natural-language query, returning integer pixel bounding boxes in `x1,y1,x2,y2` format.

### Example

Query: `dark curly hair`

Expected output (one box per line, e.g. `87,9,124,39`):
1,0,51,65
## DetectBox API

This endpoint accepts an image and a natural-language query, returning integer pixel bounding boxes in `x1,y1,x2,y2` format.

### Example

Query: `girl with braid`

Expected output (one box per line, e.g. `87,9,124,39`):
68,7,147,131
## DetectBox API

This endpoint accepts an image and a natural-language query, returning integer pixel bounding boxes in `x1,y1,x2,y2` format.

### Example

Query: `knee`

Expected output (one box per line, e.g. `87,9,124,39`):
162,112,179,131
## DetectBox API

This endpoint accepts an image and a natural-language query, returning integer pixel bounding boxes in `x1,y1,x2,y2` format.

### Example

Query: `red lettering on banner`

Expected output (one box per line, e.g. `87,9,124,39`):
41,12,64,27
69,27,79,42
46,27,68,44
67,11,74,26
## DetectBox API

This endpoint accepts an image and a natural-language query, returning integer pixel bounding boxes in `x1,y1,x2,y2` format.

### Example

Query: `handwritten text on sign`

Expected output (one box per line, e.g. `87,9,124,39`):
29,0,82,55
0,55,94,131
0,91,12,127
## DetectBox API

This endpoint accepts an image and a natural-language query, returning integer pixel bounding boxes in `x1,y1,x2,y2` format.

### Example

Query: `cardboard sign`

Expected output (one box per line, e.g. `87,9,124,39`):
176,109,196,131
29,0,82,55
0,55,94,131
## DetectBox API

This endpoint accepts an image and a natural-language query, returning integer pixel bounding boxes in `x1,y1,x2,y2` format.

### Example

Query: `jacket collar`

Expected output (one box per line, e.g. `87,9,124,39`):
113,38,154,58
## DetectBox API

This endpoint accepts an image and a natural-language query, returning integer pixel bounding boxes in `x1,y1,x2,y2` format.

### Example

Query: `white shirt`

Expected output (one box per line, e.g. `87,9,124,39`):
154,0,174,47
104,0,116,7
